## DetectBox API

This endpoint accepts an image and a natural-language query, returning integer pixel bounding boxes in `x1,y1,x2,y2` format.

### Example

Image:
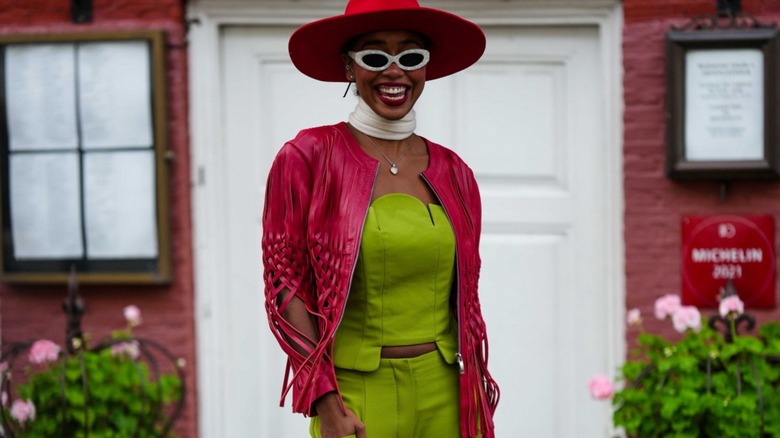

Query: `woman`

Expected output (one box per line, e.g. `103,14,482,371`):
262,1,499,437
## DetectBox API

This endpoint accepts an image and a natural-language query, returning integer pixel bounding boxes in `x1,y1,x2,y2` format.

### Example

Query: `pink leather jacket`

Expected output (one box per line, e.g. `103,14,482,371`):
262,122,499,437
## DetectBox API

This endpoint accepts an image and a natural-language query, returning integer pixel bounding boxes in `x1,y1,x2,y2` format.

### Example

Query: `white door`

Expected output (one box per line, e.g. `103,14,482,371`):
193,6,622,436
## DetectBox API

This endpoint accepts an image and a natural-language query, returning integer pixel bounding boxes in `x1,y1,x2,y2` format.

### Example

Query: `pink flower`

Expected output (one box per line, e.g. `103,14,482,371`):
719,295,745,318
123,305,142,327
28,340,61,365
10,399,36,424
654,294,681,320
626,308,642,327
588,374,615,400
0,361,8,374
2,391,7,407
672,306,702,333
111,340,140,360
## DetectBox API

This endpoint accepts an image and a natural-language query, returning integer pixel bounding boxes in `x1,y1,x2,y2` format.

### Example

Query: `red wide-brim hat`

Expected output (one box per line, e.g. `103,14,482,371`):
288,0,486,82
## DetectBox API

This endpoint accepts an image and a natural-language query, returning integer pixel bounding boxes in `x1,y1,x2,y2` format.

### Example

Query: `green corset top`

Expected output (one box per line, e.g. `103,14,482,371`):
333,193,459,371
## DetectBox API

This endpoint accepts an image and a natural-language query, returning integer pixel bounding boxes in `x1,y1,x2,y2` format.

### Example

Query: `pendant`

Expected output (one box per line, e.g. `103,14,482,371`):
390,164,399,175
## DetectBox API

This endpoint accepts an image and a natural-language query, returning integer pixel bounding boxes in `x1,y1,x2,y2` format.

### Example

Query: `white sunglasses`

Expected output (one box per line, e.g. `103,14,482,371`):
347,49,430,71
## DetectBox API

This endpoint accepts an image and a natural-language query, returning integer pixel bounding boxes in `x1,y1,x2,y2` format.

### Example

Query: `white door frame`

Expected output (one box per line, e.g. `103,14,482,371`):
187,1,624,436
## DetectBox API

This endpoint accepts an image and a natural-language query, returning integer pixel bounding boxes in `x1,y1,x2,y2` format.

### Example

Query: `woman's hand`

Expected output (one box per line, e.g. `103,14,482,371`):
315,392,366,438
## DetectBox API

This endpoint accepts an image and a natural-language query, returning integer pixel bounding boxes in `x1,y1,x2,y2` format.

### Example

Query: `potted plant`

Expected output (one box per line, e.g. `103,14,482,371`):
1,305,184,437
590,292,780,437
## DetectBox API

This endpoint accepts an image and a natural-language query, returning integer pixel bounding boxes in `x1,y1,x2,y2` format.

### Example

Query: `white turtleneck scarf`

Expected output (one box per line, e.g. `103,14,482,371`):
348,97,415,141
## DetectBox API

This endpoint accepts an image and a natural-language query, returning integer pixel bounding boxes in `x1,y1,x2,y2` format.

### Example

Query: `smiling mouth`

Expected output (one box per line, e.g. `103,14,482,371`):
376,85,408,101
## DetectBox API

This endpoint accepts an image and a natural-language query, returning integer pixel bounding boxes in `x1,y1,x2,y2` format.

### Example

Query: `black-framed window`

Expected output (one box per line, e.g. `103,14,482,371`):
0,31,171,284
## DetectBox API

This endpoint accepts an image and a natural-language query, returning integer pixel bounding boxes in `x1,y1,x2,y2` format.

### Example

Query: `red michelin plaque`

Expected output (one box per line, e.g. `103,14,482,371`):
682,215,775,308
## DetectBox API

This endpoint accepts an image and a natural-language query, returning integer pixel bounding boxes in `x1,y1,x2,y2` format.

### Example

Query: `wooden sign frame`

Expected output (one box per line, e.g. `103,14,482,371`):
665,26,780,180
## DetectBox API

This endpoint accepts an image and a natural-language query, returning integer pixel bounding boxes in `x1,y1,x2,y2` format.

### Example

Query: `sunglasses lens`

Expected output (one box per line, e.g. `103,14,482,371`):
361,53,391,69
399,52,425,68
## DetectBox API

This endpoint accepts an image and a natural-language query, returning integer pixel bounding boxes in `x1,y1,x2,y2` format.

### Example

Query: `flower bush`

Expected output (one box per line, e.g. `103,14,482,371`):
591,294,780,438
0,305,183,437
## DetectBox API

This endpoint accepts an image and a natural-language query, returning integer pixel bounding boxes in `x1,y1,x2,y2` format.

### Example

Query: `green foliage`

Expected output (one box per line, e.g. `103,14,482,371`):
613,320,780,438
9,339,182,437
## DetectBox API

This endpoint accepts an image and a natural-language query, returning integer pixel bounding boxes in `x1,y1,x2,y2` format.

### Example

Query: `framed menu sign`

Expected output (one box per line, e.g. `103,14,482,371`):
665,27,780,180
0,31,171,284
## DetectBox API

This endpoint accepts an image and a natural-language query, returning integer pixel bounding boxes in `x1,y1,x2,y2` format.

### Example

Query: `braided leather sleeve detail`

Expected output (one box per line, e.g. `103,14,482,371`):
263,232,339,416
262,143,339,416
308,238,351,325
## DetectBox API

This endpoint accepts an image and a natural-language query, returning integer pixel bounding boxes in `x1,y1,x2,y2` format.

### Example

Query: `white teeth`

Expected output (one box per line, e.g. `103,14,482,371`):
378,85,406,96
383,94,404,101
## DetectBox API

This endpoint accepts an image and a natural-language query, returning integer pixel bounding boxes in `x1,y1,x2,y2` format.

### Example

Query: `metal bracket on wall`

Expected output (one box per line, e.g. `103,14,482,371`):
717,0,741,17
71,0,92,23
718,181,729,202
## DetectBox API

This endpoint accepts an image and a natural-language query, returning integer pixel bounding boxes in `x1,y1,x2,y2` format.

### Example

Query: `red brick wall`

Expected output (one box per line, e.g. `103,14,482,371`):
0,1,197,436
623,0,780,345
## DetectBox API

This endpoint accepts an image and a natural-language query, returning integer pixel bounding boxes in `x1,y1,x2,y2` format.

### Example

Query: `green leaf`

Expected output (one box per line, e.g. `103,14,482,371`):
65,385,86,407
661,396,681,419
734,336,764,354
758,322,780,340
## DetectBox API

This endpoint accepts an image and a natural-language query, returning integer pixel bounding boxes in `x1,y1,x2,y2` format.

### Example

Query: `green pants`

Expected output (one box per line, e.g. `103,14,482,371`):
310,350,461,438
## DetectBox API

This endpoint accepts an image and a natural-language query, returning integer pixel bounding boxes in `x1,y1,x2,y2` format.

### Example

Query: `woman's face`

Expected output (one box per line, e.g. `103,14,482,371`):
345,30,427,121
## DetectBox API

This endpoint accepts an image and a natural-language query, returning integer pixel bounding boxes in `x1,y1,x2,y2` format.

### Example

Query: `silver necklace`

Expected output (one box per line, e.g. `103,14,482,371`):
362,132,412,175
